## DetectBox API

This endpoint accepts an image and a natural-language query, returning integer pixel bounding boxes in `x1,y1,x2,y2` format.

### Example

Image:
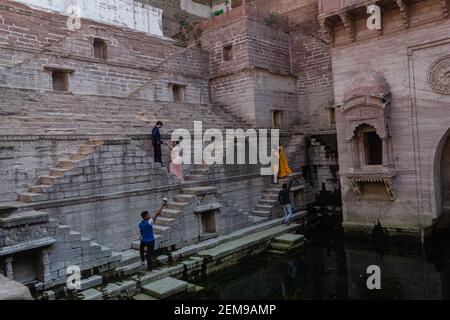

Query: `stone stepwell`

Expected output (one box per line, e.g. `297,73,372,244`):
37,212,306,300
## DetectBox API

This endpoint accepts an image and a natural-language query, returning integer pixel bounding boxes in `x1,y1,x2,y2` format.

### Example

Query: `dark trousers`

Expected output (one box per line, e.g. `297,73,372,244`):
140,240,155,271
153,142,162,164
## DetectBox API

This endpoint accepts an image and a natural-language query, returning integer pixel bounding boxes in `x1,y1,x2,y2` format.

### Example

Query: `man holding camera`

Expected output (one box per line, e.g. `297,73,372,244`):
139,199,168,271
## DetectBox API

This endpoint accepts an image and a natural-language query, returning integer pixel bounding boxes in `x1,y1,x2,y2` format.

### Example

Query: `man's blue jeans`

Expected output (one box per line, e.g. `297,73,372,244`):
282,203,293,224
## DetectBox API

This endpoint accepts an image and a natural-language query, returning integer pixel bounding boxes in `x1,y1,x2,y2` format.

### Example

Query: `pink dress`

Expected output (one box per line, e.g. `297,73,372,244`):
170,145,184,182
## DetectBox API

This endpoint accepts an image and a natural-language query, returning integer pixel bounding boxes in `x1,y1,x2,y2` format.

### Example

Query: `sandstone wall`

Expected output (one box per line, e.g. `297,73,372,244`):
330,0,450,234
0,1,209,100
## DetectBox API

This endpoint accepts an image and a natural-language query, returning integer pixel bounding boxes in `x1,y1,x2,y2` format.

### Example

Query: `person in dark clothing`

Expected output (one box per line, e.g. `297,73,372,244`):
152,121,163,165
278,178,293,225
139,202,167,271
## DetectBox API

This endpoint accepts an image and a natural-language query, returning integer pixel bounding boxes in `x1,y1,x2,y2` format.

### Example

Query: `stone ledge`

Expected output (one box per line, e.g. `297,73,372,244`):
0,210,49,228
0,237,56,257
8,173,264,213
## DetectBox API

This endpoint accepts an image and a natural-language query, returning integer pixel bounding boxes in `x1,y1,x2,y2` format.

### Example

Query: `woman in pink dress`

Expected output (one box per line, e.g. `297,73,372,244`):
169,141,184,182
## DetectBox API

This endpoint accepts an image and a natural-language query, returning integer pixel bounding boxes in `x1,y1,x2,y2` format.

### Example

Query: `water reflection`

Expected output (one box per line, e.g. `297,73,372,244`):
191,229,450,300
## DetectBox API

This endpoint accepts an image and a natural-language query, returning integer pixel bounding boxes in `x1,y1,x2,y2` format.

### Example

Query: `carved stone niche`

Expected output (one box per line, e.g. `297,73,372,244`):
342,70,396,201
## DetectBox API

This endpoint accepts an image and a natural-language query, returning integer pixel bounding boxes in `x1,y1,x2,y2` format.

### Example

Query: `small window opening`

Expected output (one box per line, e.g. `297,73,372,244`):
172,84,185,102
223,45,233,61
93,38,107,60
52,70,69,92
272,110,283,128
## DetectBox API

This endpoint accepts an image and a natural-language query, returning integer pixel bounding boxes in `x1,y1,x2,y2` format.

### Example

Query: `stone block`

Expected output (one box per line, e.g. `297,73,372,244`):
141,277,188,299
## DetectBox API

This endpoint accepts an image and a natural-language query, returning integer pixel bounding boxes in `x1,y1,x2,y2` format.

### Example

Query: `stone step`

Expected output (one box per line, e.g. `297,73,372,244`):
118,249,141,267
273,233,305,245
18,192,48,203
259,198,277,206
262,193,278,200
155,217,175,227
167,201,189,210
39,175,58,185
117,261,144,276
255,204,273,211
59,159,75,169
153,225,170,235
69,153,85,161
50,168,69,177
79,145,95,153
161,208,182,219
29,185,52,193
252,210,271,217
141,277,189,299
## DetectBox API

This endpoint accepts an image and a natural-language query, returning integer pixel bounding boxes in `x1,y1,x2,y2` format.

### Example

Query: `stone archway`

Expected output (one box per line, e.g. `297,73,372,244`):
441,136,450,214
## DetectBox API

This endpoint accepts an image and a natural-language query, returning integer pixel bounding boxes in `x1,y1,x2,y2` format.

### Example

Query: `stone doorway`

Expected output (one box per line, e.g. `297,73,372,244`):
441,136,450,213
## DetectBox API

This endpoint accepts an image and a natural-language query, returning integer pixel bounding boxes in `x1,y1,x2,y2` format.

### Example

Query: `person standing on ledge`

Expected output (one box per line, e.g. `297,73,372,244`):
152,121,164,166
278,178,293,225
139,201,167,271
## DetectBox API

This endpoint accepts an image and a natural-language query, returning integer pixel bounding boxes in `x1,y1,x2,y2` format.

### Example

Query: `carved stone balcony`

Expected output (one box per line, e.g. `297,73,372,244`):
347,170,396,201
318,0,450,45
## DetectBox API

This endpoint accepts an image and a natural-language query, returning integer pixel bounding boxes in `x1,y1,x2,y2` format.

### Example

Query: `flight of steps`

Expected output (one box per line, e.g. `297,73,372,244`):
284,131,305,172
17,138,106,204
53,221,115,269
131,187,198,250
0,88,252,135
251,173,304,221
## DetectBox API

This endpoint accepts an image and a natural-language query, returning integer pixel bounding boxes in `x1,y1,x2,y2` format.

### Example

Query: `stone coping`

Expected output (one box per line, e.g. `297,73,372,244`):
194,203,222,213
0,210,49,228
0,237,56,257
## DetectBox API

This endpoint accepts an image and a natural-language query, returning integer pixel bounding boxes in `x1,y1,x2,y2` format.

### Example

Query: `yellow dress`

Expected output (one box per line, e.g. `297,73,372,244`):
278,146,293,178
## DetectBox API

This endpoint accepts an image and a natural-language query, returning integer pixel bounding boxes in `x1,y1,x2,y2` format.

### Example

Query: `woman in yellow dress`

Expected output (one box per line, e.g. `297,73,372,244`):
278,144,293,178
272,144,293,183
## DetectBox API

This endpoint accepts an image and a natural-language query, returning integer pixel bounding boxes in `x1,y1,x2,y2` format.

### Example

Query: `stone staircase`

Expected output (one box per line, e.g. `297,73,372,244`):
251,173,305,221
283,131,305,172
17,138,104,203
0,210,117,289
16,137,177,205
0,88,252,135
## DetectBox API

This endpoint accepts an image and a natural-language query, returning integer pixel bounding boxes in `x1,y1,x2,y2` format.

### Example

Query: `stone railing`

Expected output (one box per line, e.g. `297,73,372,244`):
200,0,289,32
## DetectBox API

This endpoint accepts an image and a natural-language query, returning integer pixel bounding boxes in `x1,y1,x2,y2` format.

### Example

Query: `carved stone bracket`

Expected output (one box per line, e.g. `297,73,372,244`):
347,172,396,201
319,16,334,45
338,10,356,42
395,0,409,28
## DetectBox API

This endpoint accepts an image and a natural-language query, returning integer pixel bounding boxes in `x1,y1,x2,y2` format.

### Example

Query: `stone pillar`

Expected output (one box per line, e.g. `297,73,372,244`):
382,137,389,167
4,256,13,280
40,248,51,283
350,139,361,169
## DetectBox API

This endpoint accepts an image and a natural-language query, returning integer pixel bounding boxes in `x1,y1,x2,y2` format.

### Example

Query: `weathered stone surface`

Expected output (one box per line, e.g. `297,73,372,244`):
0,275,33,300
273,233,305,245
141,277,189,299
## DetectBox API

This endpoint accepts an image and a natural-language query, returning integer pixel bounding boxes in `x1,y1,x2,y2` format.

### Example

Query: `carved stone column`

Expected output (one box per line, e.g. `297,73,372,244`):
4,256,13,280
382,137,389,167
40,248,51,283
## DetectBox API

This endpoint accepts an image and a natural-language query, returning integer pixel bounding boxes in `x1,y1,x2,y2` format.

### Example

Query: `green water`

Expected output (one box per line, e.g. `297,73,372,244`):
186,228,450,300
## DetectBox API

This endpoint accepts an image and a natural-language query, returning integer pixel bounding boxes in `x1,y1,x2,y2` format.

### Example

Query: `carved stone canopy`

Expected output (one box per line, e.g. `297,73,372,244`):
342,70,392,141
343,70,391,103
